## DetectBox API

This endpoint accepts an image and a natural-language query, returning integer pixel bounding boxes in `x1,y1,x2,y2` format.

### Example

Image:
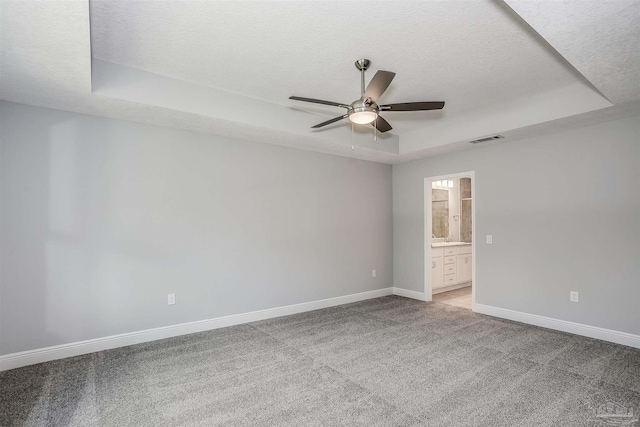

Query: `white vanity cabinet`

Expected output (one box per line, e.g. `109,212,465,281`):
430,248,444,289
430,244,472,293
457,247,472,283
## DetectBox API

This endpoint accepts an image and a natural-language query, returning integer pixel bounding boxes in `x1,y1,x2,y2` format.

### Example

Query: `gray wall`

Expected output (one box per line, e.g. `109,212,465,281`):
0,101,393,354
393,115,640,335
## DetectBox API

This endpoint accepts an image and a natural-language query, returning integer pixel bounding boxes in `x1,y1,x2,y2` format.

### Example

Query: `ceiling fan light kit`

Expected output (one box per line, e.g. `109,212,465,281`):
349,101,378,124
289,59,445,136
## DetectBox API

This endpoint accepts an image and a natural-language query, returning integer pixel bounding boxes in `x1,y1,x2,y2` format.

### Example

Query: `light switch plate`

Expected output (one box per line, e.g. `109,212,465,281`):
372,270,377,277
486,235,493,244
570,291,579,302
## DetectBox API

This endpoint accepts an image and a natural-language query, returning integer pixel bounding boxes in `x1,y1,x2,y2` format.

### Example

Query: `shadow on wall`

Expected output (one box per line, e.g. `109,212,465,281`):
1,114,122,354
1,117,61,352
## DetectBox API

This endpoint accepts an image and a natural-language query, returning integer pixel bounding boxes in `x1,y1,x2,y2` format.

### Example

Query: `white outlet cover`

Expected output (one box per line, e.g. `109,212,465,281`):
486,235,493,244
168,293,176,305
372,270,377,277
570,291,579,302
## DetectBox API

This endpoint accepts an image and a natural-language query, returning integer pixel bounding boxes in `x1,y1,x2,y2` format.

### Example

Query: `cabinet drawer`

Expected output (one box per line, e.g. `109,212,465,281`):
457,245,472,255
444,274,456,285
444,256,456,265
444,264,456,275
444,247,456,256
431,247,444,258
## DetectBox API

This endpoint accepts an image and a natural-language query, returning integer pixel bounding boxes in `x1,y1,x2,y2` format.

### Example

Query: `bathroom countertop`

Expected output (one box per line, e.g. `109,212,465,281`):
431,242,472,248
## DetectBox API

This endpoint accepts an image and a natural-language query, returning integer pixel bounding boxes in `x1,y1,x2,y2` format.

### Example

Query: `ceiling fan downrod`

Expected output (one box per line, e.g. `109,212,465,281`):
355,59,371,98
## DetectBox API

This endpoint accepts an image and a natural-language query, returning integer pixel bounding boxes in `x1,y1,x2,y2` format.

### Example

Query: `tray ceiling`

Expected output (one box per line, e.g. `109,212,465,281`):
1,0,638,163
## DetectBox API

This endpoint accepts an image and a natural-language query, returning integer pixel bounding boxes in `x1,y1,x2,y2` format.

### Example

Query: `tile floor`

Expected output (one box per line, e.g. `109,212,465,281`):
432,285,472,309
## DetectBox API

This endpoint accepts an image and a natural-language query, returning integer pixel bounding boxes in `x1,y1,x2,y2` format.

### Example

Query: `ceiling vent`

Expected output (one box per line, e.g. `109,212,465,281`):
468,135,504,144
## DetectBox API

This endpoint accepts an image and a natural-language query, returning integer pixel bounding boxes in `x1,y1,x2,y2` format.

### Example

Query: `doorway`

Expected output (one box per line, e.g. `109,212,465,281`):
424,172,476,310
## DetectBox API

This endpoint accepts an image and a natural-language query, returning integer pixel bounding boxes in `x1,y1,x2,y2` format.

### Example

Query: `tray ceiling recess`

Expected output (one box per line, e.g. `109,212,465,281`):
1,0,637,163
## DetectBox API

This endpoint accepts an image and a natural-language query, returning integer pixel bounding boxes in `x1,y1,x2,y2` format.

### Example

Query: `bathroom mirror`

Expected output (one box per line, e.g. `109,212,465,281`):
432,189,449,238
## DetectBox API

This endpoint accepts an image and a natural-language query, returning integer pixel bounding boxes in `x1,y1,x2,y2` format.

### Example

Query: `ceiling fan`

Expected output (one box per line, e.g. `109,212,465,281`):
289,59,445,134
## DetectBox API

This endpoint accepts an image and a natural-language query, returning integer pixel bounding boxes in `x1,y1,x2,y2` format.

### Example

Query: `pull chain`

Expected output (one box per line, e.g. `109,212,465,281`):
374,118,377,142
351,122,355,150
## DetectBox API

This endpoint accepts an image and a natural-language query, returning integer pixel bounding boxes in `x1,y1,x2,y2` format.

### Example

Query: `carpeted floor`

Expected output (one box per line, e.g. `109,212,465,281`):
2,296,639,426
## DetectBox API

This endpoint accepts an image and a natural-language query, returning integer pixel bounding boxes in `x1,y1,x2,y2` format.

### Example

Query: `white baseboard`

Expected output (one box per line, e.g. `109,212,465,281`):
474,303,640,349
8,291,633,371
392,287,427,301
0,287,394,371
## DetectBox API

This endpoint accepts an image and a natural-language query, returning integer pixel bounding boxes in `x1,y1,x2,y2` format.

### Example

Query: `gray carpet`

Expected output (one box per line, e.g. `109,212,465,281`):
2,296,639,426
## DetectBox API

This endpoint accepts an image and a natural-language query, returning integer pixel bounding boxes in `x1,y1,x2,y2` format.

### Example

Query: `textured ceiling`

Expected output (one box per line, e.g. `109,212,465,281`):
1,0,638,164
505,0,640,104
90,0,583,134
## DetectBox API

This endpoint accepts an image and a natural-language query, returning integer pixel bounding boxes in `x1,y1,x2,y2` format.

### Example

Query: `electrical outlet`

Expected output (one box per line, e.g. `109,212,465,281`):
168,293,176,305
570,291,579,303
372,270,377,277
486,235,493,244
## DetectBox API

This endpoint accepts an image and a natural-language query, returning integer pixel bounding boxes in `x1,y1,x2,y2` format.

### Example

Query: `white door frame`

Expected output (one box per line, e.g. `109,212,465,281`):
424,171,476,310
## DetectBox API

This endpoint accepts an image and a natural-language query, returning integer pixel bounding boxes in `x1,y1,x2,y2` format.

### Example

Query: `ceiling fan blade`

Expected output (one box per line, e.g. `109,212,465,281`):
363,71,396,102
372,115,393,133
379,101,445,111
311,114,349,128
289,96,350,109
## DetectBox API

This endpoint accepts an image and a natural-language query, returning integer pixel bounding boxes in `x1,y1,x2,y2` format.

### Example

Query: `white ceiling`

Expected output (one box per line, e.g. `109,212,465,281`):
90,0,581,127
1,0,638,164
505,0,640,104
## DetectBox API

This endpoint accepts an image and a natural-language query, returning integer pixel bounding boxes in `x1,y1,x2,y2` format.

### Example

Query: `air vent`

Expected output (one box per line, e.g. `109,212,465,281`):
468,135,504,144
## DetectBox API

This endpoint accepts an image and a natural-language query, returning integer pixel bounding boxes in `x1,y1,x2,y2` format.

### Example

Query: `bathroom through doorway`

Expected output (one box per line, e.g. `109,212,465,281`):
424,172,475,310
